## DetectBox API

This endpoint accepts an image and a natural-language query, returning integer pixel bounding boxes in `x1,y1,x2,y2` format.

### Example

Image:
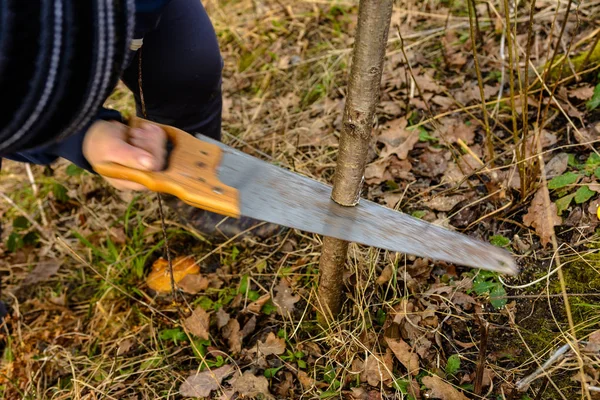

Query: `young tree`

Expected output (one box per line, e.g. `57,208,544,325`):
317,0,394,322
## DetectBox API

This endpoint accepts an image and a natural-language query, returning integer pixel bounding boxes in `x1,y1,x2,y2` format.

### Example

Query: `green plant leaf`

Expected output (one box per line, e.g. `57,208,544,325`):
264,366,283,379
446,354,461,375
12,216,30,230
489,235,510,248
393,378,409,393
595,167,600,179
52,183,69,202
231,246,240,261
490,284,507,309
159,328,187,344
586,153,600,169
473,280,496,295
66,164,84,176
238,274,249,294
418,129,437,142
411,210,427,219
547,172,579,189
574,185,595,204
555,193,576,215
6,232,23,252
586,83,600,110
261,301,277,315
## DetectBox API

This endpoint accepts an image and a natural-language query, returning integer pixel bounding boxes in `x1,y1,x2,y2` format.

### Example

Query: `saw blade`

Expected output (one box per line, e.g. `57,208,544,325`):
201,135,517,275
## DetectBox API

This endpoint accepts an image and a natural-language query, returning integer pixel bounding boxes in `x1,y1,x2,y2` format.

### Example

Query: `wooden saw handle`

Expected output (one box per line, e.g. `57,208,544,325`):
91,117,240,218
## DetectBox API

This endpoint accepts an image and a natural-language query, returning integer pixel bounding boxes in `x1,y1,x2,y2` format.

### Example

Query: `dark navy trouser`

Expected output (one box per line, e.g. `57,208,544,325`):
121,0,223,141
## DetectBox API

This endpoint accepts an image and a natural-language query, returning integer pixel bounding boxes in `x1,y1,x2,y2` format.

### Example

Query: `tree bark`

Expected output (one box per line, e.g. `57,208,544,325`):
317,0,393,324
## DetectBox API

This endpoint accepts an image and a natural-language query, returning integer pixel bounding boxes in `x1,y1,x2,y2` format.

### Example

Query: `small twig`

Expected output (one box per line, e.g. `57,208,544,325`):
467,0,494,163
473,305,489,395
516,343,571,391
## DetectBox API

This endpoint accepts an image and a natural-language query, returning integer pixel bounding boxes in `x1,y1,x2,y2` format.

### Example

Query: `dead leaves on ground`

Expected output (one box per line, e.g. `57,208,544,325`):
146,256,216,294
183,306,210,340
523,186,561,247
273,278,300,316
422,375,470,400
179,366,274,399
180,365,234,398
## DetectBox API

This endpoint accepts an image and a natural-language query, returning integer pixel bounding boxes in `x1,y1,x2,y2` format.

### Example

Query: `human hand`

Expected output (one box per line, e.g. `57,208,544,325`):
83,120,167,191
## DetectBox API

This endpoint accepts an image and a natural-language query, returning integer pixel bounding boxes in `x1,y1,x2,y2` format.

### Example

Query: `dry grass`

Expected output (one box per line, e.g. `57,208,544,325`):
1,0,600,399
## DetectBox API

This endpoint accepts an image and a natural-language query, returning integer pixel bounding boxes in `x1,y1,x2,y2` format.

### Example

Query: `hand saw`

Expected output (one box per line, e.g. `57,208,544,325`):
91,118,518,275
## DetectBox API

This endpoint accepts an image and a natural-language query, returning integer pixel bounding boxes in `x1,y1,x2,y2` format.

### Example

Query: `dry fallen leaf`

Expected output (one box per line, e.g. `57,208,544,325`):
376,264,394,284
424,195,467,212
146,256,199,293
414,150,449,178
246,293,271,314
117,338,135,356
522,186,561,247
179,364,234,398
585,329,600,352
436,120,476,145
240,315,257,339
22,259,62,286
360,352,394,387
273,278,300,316
544,153,568,178
183,306,210,340
222,319,242,353
378,118,420,160
216,308,231,329
177,274,209,294
365,157,412,185
256,332,286,356
422,375,469,400
231,371,272,398
568,85,594,100
297,370,315,389
385,337,420,375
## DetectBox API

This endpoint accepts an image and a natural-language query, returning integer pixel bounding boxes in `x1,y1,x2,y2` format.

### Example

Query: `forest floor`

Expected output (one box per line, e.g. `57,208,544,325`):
1,0,600,399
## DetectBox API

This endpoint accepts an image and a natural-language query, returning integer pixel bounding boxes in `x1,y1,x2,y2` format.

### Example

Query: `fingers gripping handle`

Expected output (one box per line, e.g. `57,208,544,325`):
91,117,241,218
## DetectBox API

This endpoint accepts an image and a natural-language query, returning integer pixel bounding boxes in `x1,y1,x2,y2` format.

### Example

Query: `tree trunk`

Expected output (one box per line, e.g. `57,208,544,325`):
317,0,394,324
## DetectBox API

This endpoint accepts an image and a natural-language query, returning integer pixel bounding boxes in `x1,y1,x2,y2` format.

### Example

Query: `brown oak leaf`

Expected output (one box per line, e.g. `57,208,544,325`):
179,364,234,398
183,306,210,340
378,118,419,160
385,337,420,375
585,329,600,352
424,195,467,212
436,119,476,145
256,332,286,356
568,85,594,100
22,259,62,286
298,371,315,389
422,375,469,400
544,153,569,178
273,278,300,316
177,274,209,294
231,371,273,398
522,186,561,247
246,293,271,314
216,307,230,329
361,351,394,387
222,319,242,353
146,256,199,293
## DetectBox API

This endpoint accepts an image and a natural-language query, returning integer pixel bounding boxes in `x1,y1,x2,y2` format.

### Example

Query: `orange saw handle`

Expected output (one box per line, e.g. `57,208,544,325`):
91,117,240,218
